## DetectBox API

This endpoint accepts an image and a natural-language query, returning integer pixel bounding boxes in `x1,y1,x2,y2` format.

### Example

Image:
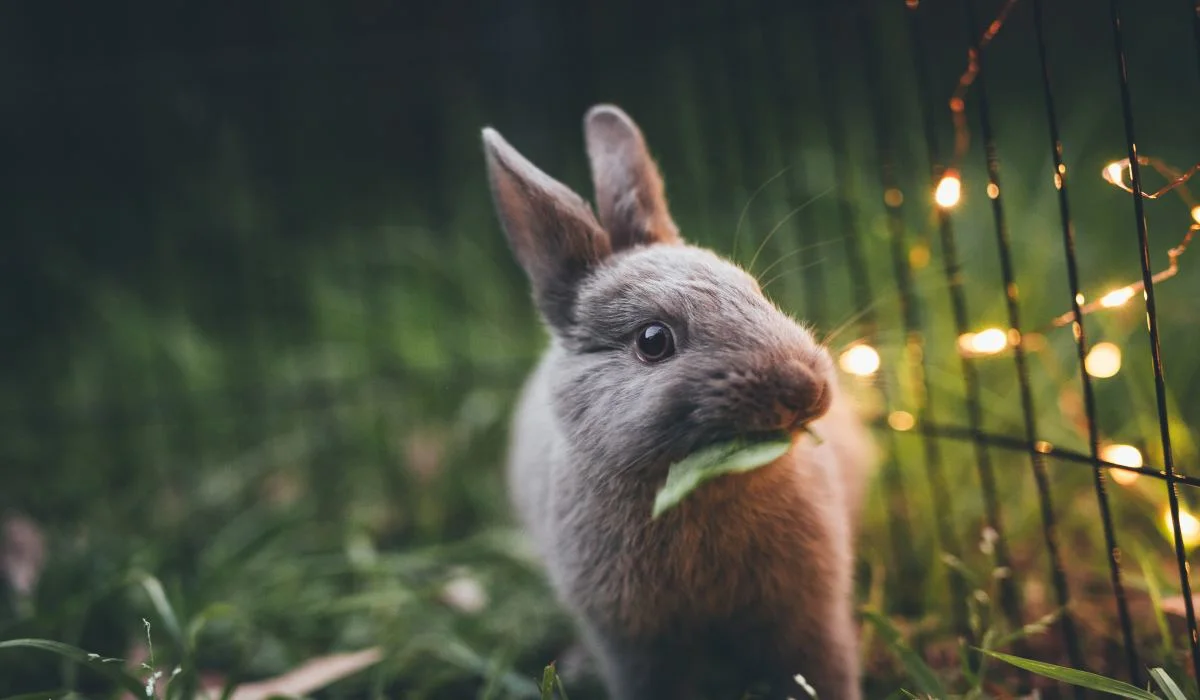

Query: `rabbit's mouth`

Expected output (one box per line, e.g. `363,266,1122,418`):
685,428,799,457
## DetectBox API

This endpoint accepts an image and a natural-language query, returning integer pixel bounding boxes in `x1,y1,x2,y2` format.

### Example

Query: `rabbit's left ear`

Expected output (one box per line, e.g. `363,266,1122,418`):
482,126,612,329
583,104,682,250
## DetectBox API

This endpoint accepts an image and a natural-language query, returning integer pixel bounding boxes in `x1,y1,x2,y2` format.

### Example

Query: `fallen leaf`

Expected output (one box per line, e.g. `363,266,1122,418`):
203,647,383,700
1159,595,1200,618
1,512,45,596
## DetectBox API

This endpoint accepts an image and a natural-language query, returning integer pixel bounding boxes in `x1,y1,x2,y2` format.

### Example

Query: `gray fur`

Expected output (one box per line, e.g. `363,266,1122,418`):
483,105,876,700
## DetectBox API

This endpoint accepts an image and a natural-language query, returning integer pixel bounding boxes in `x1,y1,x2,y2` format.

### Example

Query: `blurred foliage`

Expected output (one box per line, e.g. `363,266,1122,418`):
3,0,1200,697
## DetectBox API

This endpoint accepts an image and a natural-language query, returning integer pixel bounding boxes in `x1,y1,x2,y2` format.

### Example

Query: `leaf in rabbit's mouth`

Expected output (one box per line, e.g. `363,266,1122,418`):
651,429,813,519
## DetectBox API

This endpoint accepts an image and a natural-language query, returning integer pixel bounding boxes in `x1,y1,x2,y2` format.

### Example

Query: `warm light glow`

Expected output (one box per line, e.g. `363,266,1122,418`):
909,244,931,269
1192,205,1200,225
839,344,880,377
935,171,962,208
1085,342,1122,378
1163,508,1200,550
1101,444,1143,486
884,188,904,207
888,411,916,431
1104,161,1125,185
986,183,1000,199
959,327,1009,356
1099,287,1136,308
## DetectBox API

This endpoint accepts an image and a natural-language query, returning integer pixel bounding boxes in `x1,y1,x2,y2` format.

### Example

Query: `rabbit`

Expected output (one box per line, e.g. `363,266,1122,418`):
480,104,876,700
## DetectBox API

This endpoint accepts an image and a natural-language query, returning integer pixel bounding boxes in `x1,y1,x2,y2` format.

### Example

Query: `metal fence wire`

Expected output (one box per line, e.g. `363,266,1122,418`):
824,0,1200,691
6,0,1200,695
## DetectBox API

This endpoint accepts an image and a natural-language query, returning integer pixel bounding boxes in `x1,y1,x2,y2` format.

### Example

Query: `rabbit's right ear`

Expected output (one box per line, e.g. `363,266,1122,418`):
482,127,613,328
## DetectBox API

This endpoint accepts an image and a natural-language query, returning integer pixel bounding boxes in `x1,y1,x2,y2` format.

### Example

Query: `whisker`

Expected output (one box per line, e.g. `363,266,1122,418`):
821,298,888,347
732,166,792,264
759,258,826,296
747,185,836,274
755,236,846,281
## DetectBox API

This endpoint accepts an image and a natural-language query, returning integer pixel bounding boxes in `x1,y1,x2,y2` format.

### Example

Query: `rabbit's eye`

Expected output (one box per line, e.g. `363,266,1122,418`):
634,322,675,362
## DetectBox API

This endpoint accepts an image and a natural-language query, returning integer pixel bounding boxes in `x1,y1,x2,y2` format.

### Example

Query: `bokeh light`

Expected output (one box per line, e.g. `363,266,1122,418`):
839,344,880,377
1085,342,1122,378
1100,443,1142,486
934,171,962,208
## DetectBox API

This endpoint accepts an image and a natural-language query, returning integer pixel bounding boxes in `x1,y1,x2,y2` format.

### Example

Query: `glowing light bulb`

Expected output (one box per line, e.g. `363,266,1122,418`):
1101,443,1143,486
1104,161,1124,185
1099,287,1135,308
1085,342,1122,378
839,344,880,377
958,327,1008,356
1163,507,1200,550
1192,205,1200,225
935,171,962,208
887,411,916,431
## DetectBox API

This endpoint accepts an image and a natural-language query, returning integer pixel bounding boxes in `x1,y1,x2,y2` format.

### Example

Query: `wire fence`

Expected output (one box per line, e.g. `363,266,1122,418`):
824,0,1200,690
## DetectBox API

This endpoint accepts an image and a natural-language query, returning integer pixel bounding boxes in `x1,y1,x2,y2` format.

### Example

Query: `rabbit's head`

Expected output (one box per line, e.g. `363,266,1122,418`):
483,105,836,471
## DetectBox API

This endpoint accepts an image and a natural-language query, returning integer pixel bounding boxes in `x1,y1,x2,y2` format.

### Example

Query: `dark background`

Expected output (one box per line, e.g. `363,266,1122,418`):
3,0,1200,697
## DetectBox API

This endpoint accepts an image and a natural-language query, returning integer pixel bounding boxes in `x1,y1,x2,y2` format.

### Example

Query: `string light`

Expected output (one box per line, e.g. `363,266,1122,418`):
1047,156,1198,329
957,327,1010,357
839,344,881,377
918,0,1195,331
1100,443,1142,486
1084,342,1122,378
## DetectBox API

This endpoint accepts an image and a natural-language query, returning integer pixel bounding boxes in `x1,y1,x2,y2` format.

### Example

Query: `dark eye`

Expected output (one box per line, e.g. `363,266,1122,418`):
634,322,675,362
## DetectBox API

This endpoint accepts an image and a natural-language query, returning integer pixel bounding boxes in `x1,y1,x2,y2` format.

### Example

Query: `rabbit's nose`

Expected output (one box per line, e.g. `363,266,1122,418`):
752,359,831,433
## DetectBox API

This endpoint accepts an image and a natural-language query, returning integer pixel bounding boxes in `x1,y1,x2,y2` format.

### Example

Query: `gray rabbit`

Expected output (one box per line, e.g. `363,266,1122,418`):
481,104,875,700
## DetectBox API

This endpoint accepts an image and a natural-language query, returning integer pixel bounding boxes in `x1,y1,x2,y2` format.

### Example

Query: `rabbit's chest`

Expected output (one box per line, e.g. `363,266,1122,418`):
561,457,843,639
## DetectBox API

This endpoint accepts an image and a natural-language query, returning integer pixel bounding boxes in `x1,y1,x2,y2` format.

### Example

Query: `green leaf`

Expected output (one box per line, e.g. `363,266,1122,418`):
1149,667,1189,700
977,649,1158,699
652,434,794,518
0,639,145,696
859,609,947,699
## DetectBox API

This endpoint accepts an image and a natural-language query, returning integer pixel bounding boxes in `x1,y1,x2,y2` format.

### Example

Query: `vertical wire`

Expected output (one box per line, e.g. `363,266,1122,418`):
955,0,1060,649
855,2,966,620
1109,0,1200,683
1023,0,1120,681
813,3,922,614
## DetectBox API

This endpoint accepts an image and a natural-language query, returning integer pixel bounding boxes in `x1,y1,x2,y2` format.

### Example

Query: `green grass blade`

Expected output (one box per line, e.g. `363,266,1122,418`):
1149,667,1189,700
1130,542,1174,655
135,573,184,650
185,602,239,651
652,434,793,518
539,664,556,700
0,639,145,696
978,649,1158,699
860,609,946,699
554,669,571,700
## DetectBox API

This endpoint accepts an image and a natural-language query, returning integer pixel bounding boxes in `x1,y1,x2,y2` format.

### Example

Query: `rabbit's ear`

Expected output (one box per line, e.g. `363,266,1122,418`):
482,127,612,328
583,104,682,250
